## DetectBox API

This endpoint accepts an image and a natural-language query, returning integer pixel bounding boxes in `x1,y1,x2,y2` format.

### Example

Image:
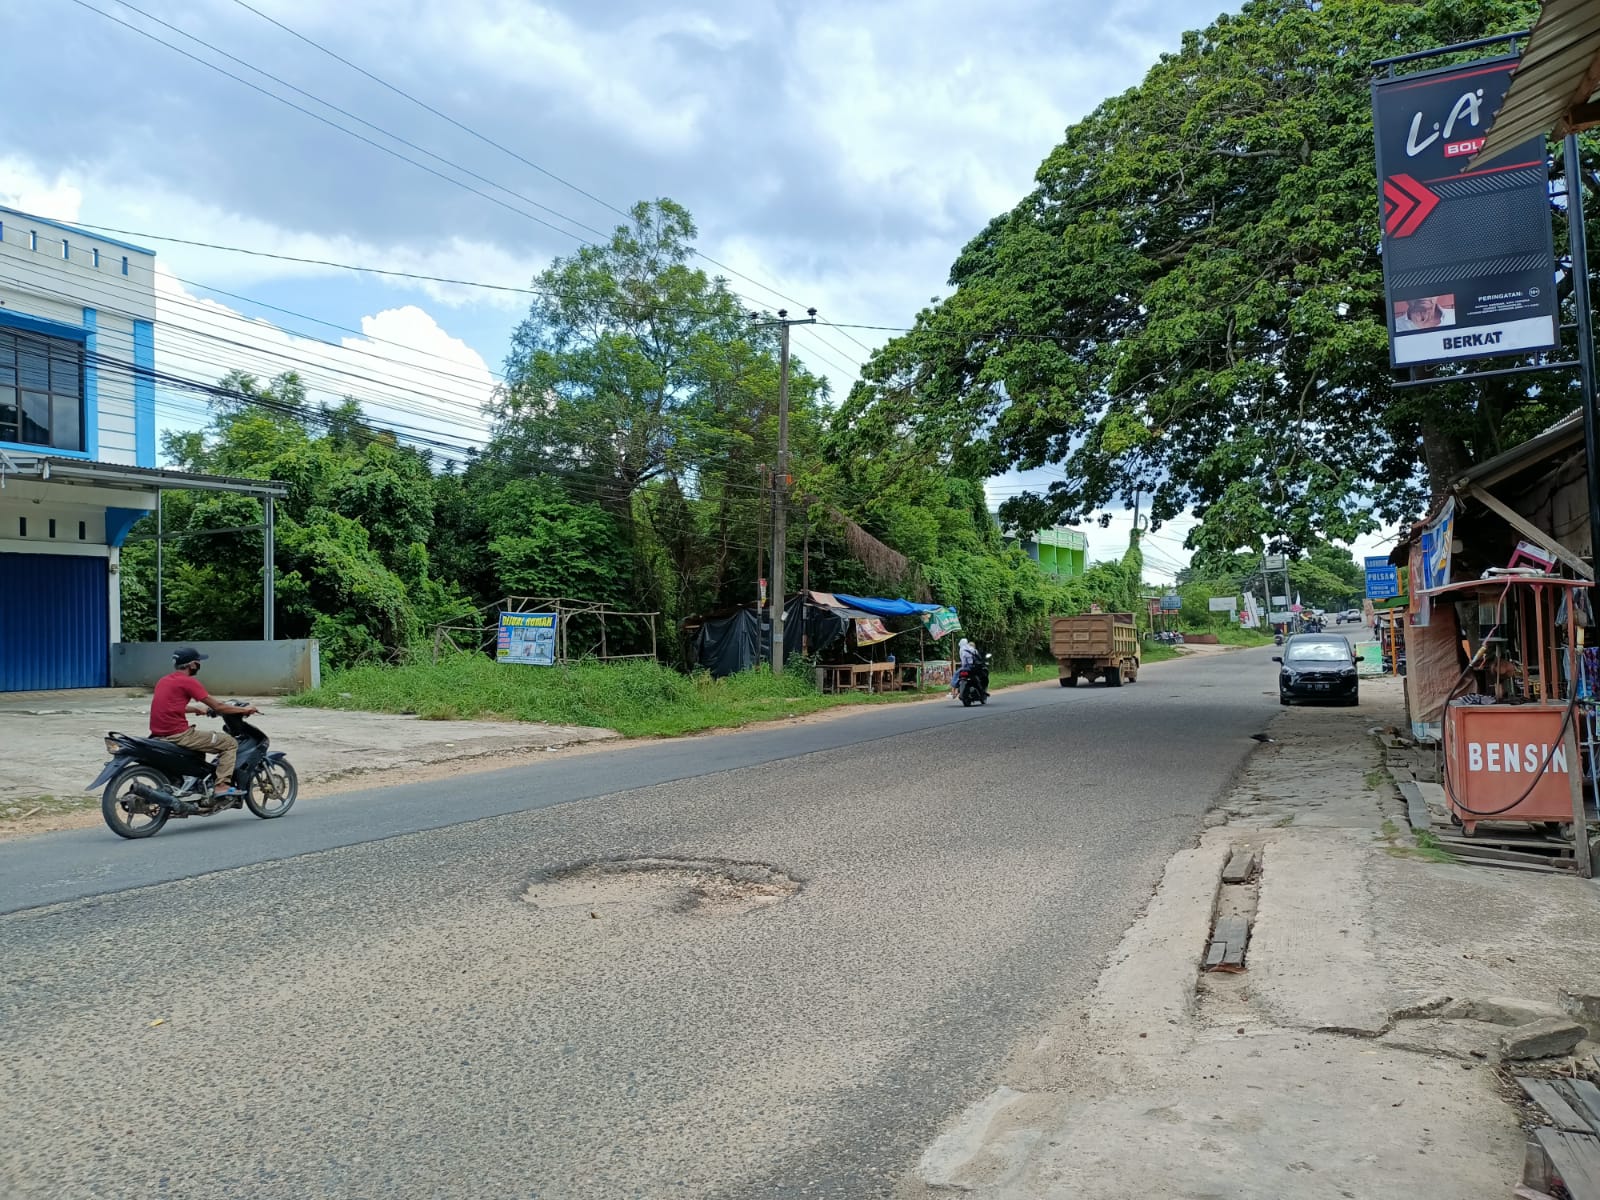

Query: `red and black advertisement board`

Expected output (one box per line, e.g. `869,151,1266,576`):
1372,56,1557,369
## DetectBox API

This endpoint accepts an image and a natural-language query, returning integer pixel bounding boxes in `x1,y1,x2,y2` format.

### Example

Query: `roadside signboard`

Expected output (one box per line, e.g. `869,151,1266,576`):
1208,596,1238,612
1268,610,1294,625
497,611,558,665
1418,498,1455,592
1372,57,1557,368
1365,556,1400,600
1159,593,1181,612
1263,555,1287,571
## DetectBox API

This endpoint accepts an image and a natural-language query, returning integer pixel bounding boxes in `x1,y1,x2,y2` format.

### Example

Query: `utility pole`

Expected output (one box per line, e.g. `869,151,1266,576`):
750,307,817,670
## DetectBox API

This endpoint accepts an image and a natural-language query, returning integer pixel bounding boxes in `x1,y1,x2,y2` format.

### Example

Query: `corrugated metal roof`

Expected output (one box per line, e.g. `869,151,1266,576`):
0,453,287,497
1474,0,1600,166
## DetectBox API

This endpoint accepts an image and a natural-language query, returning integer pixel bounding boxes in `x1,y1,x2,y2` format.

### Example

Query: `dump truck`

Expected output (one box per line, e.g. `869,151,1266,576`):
1051,612,1140,687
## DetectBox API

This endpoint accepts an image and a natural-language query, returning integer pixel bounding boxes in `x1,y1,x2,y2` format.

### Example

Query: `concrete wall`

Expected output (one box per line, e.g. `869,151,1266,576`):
0,206,158,467
111,640,321,695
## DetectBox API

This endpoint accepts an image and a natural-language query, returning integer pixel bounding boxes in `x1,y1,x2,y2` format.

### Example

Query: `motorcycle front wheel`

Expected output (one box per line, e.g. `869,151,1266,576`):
101,766,171,839
246,760,299,819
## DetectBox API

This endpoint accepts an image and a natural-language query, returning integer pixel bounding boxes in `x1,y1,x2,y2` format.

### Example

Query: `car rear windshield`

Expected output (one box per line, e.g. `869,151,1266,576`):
1286,641,1350,662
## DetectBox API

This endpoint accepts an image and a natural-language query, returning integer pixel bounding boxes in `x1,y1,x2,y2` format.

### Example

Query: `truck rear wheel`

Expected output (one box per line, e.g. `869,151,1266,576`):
1059,674,1076,688
1104,665,1123,687
1123,660,1138,684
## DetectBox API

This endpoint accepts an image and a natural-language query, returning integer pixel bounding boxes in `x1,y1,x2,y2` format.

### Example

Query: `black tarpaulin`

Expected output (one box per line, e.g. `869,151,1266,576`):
693,595,850,677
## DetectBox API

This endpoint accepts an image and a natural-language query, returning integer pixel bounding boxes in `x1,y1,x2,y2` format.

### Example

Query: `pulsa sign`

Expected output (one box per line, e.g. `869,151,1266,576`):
497,611,557,666
1372,57,1558,369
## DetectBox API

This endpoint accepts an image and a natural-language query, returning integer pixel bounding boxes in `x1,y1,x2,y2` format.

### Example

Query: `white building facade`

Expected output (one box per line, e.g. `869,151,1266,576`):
0,205,160,689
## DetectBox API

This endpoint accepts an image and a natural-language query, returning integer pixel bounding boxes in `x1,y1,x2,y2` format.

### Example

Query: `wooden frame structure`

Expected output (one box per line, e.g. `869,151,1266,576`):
432,596,660,666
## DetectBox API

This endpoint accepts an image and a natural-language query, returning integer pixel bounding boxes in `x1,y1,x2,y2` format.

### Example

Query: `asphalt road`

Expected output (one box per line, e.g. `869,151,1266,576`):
1,647,1282,1199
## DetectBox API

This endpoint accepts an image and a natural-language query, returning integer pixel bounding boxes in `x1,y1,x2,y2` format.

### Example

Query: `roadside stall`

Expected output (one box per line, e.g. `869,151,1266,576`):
1421,574,1592,872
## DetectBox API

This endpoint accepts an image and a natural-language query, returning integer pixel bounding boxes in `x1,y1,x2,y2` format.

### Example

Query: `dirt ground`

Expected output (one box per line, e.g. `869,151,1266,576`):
0,693,616,839
902,676,1600,1199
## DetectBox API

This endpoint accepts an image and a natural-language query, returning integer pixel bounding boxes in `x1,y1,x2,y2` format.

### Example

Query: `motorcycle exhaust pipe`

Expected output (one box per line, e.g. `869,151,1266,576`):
130,782,190,813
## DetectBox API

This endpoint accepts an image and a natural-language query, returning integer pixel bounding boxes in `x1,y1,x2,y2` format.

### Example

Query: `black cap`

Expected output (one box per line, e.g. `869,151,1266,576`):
173,647,209,666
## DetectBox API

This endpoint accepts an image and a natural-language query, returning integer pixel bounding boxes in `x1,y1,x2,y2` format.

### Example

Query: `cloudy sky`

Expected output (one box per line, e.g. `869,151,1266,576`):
2,0,1384,583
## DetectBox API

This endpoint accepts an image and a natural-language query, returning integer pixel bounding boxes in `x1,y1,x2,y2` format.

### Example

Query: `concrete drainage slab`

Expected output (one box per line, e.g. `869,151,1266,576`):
521,856,801,918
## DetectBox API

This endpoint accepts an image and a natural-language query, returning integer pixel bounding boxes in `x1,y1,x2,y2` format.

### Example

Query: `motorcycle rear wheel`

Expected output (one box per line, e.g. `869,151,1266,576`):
246,760,298,819
101,766,171,839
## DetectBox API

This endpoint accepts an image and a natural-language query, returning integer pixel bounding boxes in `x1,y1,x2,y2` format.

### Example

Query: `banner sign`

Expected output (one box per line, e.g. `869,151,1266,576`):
1208,596,1239,612
923,606,960,640
497,611,557,666
855,617,893,645
1418,497,1455,592
1372,56,1557,368
1365,556,1400,601
1159,593,1182,612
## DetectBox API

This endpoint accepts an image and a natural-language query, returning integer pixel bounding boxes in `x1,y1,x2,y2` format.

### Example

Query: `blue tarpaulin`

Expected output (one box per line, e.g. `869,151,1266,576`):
831,593,943,618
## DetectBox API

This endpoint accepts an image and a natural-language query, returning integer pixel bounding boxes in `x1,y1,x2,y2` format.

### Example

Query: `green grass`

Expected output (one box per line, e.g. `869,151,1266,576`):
0,793,96,823
1365,769,1387,791
1379,817,1457,864
289,656,1060,738
1139,640,1183,664
1212,626,1276,648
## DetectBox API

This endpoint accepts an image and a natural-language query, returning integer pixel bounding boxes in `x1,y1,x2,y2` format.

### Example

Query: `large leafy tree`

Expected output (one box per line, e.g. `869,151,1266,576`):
489,199,828,652
841,0,1558,559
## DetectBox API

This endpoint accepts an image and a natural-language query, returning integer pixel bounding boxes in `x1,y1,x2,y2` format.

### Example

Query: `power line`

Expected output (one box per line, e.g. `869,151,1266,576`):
222,0,878,361
69,0,870,369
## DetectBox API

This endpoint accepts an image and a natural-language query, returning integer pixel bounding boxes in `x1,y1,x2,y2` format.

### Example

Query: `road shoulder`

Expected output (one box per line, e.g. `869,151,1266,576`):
902,676,1600,1198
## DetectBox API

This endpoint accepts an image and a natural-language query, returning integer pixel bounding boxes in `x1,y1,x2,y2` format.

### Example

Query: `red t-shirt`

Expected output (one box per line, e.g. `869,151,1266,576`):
150,671,207,737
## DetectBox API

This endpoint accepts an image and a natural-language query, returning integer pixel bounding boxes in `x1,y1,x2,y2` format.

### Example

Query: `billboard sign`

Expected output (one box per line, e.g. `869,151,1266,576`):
497,611,558,666
1372,57,1557,368
1208,596,1239,612
1159,593,1182,612
1262,554,1287,571
1365,556,1400,601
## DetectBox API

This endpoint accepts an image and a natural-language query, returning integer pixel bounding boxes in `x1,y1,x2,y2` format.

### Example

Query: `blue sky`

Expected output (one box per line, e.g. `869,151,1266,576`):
1,0,1379,582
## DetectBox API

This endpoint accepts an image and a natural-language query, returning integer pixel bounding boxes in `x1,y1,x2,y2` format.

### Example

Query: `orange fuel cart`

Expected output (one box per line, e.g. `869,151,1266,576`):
1428,575,1591,860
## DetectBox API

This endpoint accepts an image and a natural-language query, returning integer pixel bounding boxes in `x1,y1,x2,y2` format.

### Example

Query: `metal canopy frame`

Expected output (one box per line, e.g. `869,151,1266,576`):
0,453,288,642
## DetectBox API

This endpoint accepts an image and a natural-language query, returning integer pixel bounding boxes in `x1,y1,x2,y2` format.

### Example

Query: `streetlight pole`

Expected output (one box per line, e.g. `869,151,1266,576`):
751,307,816,671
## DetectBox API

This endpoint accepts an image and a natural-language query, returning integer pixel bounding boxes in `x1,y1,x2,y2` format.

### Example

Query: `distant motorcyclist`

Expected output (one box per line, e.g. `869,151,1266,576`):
149,648,259,799
950,637,979,699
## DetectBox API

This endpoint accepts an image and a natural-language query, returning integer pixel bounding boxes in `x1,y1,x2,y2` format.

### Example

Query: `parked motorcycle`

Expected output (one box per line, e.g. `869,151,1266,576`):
956,653,992,707
89,705,298,839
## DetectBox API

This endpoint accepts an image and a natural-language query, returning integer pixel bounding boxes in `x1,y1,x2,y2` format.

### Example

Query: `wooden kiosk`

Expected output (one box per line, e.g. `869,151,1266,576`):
1428,574,1593,875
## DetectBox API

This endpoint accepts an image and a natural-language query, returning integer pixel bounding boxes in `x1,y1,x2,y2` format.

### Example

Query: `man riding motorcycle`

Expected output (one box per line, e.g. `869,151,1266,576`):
150,648,260,799
950,637,979,700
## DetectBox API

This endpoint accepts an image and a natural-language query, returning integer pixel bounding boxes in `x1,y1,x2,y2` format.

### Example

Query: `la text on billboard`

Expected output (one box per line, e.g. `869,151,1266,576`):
1372,56,1557,369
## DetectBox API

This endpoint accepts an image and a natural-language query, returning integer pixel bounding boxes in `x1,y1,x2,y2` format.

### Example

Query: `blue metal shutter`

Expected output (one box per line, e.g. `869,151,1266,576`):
0,552,109,690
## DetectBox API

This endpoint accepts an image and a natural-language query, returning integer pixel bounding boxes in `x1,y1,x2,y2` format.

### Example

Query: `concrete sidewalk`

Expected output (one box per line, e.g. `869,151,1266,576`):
0,690,615,825
904,677,1600,1199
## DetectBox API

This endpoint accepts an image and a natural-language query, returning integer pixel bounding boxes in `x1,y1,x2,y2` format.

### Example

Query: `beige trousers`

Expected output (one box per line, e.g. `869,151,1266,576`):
159,727,238,787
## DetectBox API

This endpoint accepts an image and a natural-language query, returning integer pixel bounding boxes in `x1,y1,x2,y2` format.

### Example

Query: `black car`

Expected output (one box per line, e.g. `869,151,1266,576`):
1275,633,1359,707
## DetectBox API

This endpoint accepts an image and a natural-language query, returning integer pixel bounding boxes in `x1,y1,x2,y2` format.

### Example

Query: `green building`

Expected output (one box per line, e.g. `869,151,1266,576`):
995,516,1088,578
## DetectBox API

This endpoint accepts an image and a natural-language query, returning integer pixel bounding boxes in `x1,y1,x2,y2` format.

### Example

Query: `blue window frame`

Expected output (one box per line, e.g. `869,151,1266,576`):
0,328,85,453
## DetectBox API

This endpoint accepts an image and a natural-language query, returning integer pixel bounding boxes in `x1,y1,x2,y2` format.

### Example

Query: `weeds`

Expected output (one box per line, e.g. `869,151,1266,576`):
1365,769,1387,791
290,656,1053,738
1378,817,1457,864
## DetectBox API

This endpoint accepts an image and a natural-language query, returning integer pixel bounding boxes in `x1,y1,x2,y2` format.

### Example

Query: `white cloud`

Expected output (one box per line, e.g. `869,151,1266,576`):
150,268,495,459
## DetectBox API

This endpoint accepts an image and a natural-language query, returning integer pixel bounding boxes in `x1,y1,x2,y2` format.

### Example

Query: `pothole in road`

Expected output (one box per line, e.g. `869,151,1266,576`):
521,856,801,918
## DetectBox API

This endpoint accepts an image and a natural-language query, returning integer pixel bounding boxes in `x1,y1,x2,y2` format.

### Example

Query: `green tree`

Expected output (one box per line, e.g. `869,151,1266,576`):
120,374,471,667
841,0,1553,561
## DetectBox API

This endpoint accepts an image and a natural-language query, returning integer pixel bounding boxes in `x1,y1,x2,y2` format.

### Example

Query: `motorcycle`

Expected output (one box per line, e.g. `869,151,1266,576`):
956,653,992,707
88,705,299,839
1273,632,1285,646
